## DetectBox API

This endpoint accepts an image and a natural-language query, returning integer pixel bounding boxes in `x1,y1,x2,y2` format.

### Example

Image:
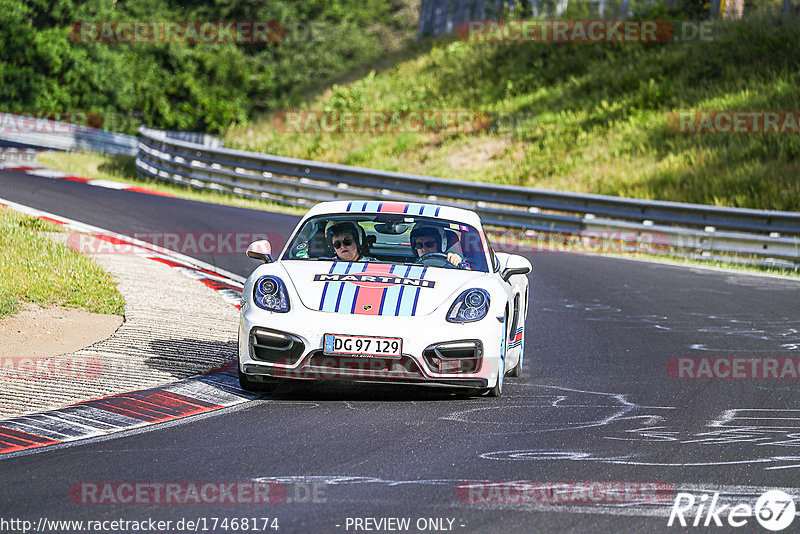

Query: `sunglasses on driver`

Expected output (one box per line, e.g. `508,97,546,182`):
332,238,354,249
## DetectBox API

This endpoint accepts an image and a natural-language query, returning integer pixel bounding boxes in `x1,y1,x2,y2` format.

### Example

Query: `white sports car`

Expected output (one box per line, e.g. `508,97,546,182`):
238,200,531,397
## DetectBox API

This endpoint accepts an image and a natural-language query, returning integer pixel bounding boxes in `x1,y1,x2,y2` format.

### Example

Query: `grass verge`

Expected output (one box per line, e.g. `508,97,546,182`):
0,207,125,319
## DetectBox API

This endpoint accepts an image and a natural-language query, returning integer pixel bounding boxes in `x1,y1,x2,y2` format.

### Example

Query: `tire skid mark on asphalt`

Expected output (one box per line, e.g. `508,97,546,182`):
441,384,636,431
538,296,800,352
0,197,256,458
440,383,800,471
472,403,800,471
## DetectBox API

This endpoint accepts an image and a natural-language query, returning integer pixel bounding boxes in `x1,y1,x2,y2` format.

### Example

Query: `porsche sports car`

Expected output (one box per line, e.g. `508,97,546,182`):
238,200,531,397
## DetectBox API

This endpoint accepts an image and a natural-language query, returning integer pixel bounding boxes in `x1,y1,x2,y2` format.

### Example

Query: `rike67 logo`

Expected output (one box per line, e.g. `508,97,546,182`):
668,490,796,531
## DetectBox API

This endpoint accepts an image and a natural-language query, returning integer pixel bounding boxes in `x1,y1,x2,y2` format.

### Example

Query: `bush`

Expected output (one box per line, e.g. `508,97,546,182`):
0,0,417,134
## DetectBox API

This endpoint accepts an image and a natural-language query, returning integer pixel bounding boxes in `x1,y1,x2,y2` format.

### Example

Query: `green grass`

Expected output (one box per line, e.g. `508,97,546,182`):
0,207,125,319
225,13,800,212
36,152,305,216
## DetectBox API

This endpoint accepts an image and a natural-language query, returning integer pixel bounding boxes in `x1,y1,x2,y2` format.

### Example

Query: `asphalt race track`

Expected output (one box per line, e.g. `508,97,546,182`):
1,169,799,533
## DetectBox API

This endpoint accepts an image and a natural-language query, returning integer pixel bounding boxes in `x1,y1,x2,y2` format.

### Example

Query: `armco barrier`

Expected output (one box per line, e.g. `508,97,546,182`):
0,113,139,156
0,114,220,156
134,125,798,265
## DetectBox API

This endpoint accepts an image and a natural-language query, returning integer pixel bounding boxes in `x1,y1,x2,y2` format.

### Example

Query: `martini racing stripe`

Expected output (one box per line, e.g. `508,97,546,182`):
394,266,427,316
508,327,524,350
334,263,358,313
378,265,404,316
345,201,440,216
319,262,353,312
346,200,383,212
318,263,429,316
353,263,395,315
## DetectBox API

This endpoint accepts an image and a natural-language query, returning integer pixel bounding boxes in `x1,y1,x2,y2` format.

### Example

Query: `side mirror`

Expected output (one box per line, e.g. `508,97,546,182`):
246,240,273,263
501,255,532,282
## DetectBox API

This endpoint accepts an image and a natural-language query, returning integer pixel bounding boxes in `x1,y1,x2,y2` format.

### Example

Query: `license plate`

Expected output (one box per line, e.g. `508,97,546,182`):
323,334,402,358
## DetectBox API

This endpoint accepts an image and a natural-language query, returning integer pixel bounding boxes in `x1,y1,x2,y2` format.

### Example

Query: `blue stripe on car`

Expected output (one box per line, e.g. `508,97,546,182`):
409,267,427,315
320,262,350,312
380,265,402,316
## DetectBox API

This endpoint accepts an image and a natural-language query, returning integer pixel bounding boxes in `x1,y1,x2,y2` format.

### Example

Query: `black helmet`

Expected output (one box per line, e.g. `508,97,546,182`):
326,221,362,248
409,224,446,253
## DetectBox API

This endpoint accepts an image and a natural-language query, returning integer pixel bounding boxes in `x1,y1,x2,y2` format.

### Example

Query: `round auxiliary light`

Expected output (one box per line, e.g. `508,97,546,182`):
465,290,485,308
258,278,279,296
462,307,481,320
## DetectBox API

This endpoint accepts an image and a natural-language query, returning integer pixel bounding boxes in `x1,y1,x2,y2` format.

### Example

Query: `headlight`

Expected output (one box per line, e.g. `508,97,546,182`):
447,288,490,323
253,276,290,312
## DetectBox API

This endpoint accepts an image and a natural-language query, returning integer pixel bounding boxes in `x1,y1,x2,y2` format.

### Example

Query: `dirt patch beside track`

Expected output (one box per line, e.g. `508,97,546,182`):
0,301,123,359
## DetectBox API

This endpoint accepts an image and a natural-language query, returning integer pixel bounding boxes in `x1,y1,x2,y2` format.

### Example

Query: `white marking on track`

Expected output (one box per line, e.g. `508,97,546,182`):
441,385,636,433
86,179,129,189
26,169,67,178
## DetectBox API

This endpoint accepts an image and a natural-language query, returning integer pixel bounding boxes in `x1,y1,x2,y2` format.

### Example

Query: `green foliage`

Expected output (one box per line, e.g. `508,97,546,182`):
228,13,800,211
0,0,417,134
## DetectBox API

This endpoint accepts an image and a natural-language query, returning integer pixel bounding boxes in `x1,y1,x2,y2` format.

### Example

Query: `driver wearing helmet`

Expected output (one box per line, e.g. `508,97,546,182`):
326,221,373,262
410,225,465,268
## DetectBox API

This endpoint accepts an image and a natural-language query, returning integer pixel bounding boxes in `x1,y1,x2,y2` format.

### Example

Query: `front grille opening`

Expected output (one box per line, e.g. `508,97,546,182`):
305,351,425,380
250,328,305,365
423,340,482,374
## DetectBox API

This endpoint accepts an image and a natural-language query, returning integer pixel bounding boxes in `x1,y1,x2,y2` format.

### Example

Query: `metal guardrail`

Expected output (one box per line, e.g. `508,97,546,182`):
0,113,139,156
136,126,800,265
158,130,223,148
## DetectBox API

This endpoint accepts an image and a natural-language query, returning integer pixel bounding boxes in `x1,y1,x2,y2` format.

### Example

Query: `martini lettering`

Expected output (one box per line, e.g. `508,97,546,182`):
314,274,435,288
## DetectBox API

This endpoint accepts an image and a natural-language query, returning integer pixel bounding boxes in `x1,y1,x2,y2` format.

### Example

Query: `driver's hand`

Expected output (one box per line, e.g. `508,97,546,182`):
447,252,463,267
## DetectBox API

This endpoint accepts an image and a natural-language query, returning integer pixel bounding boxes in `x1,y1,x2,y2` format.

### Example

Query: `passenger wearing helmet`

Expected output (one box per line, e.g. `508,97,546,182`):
326,221,373,262
410,225,466,268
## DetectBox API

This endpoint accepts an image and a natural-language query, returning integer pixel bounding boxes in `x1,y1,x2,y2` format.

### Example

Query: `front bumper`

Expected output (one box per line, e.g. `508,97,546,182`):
238,303,502,389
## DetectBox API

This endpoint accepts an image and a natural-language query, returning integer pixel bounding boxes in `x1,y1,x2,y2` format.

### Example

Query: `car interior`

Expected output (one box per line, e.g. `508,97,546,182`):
283,214,488,271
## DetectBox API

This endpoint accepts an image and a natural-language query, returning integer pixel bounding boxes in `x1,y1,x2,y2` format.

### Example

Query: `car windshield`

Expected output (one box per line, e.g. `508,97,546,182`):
281,214,489,272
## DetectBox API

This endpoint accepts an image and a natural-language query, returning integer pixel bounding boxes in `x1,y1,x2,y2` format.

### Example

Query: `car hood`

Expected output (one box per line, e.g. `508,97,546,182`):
280,260,489,317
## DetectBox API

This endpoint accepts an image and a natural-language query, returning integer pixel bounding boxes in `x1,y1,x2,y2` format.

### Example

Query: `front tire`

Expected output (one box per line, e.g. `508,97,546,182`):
483,376,502,397
483,337,505,397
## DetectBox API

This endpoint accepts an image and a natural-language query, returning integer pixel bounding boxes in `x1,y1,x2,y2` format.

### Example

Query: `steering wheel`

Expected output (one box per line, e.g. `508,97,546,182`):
416,252,462,268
